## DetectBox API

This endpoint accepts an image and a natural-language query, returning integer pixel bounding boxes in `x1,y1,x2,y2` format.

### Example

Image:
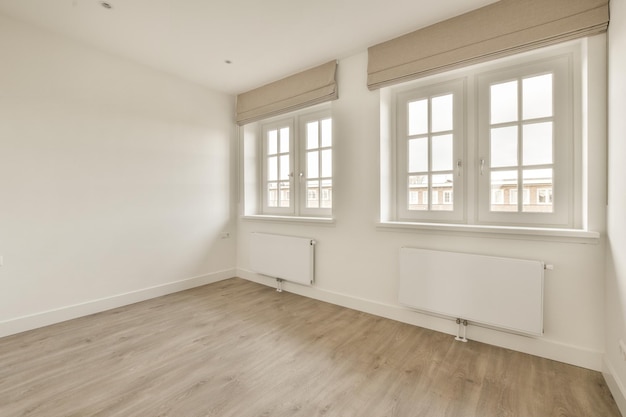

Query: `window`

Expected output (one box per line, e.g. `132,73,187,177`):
509,189,530,205
491,189,504,205
477,55,572,226
263,122,293,212
537,188,553,205
386,41,581,229
302,114,333,212
395,79,464,222
254,107,332,217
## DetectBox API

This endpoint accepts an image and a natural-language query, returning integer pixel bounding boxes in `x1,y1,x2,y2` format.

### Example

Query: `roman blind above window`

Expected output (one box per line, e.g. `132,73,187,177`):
367,0,609,90
236,60,338,126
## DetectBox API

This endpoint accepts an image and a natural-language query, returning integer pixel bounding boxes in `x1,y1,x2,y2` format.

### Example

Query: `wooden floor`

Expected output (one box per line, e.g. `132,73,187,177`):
0,278,620,417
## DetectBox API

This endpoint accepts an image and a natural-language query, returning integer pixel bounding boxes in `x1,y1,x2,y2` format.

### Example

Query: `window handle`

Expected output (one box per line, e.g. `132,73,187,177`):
480,158,485,176
457,159,462,176
299,172,304,182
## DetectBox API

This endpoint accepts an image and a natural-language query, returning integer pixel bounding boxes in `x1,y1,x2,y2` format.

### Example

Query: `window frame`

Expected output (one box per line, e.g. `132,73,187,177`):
476,54,574,227
257,106,333,218
298,110,333,217
394,79,465,223
385,41,582,230
261,118,295,215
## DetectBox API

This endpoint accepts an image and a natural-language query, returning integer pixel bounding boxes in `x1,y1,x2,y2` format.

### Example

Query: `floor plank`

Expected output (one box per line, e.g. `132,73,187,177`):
0,278,620,417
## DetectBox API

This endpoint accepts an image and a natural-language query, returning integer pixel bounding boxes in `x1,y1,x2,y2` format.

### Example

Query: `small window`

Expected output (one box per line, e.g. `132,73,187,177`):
491,189,505,205
251,106,332,218
302,115,333,214
262,121,294,214
537,188,553,205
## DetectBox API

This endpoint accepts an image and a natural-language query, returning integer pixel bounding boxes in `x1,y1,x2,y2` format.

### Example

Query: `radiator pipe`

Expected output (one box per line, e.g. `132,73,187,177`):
455,318,469,342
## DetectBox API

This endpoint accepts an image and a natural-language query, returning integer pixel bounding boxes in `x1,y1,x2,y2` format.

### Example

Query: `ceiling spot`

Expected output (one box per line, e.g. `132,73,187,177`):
100,2,112,9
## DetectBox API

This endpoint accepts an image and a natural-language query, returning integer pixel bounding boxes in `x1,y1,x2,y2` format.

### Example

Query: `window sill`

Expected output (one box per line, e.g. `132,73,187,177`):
376,221,600,244
242,214,335,225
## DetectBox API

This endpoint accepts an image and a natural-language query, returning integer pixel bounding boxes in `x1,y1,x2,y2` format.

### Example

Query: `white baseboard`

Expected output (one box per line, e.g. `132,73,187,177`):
604,359,626,416
237,268,604,372
0,269,235,338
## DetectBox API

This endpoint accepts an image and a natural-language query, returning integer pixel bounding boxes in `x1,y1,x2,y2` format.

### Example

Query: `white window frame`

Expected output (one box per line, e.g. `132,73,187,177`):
394,79,465,223
384,40,584,231
298,110,333,217
477,54,573,227
253,106,333,218
261,118,295,215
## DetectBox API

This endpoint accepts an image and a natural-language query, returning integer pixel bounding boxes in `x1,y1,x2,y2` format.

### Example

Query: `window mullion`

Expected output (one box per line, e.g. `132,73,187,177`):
517,78,524,213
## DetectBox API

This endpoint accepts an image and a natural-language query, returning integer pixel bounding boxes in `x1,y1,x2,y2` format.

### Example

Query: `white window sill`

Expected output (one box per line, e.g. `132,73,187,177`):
242,214,335,225
376,221,600,244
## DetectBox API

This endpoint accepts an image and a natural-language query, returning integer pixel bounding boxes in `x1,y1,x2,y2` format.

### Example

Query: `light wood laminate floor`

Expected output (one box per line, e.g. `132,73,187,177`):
0,278,621,417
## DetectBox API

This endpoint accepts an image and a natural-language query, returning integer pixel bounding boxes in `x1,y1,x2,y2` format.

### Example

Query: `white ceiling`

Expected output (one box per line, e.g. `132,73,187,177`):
0,0,497,95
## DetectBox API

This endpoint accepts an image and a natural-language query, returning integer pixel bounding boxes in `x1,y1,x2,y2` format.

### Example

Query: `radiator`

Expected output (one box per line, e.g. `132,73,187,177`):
250,232,315,286
399,247,544,336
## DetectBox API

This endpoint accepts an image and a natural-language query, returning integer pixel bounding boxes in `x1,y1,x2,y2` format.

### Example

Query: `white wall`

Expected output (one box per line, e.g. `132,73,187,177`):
238,46,609,371
0,15,236,336
604,0,626,413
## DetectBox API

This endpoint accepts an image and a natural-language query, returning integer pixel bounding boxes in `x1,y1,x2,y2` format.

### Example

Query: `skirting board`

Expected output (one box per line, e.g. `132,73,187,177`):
603,359,626,417
0,269,235,338
237,268,604,372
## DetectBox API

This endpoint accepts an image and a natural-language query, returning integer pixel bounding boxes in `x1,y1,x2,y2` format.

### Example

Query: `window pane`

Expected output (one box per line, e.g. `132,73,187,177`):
279,181,290,207
408,138,428,173
491,80,518,124
279,127,289,152
307,151,319,178
408,99,428,136
432,134,453,171
267,156,277,181
321,118,332,147
321,149,332,177
268,130,278,155
279,154,290,180
491,126,518,168
490,170,517,212
321,179,332,208
432,174,453,211
523,168,553,213
307,180,319,208
523,122,552,166
267,183,278,207
432,94,453,132
408,175,428,211
523,74,552,120
306,121,319,150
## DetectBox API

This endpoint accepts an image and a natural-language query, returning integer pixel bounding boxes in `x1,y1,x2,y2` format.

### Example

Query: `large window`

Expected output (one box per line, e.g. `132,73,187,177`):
257,108,333,217
477,55,572,226
387,42,581,229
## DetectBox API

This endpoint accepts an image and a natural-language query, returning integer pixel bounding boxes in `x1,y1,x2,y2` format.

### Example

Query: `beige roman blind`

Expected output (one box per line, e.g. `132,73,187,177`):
236,60,338,125
367,0,609,90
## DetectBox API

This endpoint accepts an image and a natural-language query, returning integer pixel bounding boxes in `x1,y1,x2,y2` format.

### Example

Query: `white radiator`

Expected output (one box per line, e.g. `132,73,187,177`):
399,248,544,336
250,232,315,286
